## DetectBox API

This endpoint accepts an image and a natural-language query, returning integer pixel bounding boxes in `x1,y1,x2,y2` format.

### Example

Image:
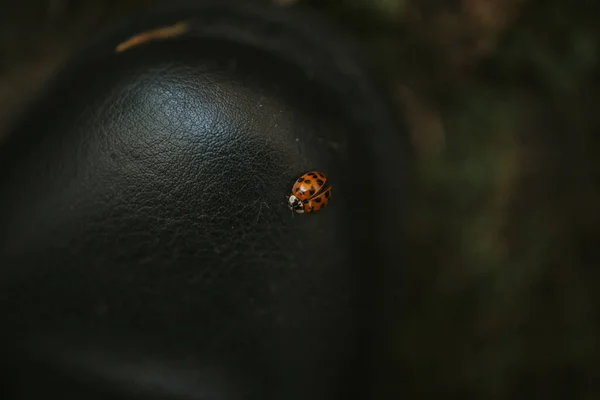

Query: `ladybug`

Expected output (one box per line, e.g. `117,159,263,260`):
287,171,332,214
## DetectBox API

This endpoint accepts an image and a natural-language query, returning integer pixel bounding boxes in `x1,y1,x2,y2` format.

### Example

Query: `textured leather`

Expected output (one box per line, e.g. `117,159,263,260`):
0,2,408,400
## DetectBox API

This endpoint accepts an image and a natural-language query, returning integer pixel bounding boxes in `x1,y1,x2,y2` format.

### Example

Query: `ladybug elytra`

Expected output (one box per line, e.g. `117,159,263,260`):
287,171,332,214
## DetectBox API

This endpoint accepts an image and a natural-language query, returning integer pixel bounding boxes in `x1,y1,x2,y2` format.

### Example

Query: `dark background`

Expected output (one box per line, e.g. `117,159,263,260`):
1,0,599,398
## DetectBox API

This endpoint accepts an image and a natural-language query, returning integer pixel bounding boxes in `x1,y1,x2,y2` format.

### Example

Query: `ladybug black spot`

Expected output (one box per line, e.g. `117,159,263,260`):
297,178,304,183
316,179,324,185
315,197,322,203
325,190,331,198
304,180,311,184
309,188,316,195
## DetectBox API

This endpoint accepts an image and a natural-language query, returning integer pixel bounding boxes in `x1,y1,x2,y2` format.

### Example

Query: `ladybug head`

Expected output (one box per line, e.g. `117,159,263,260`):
287,194,304,213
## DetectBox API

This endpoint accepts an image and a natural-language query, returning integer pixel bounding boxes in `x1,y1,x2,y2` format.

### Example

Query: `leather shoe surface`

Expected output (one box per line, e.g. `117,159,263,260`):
0,2,408,399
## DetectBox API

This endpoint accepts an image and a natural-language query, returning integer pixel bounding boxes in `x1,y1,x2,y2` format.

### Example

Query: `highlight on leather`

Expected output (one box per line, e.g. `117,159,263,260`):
115,22,189,53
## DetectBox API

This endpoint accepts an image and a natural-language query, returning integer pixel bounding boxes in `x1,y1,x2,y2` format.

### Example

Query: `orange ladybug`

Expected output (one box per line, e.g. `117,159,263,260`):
287,171,332,214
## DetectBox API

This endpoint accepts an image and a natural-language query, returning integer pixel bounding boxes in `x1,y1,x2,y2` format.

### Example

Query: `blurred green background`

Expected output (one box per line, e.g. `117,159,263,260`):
1,0,599,398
